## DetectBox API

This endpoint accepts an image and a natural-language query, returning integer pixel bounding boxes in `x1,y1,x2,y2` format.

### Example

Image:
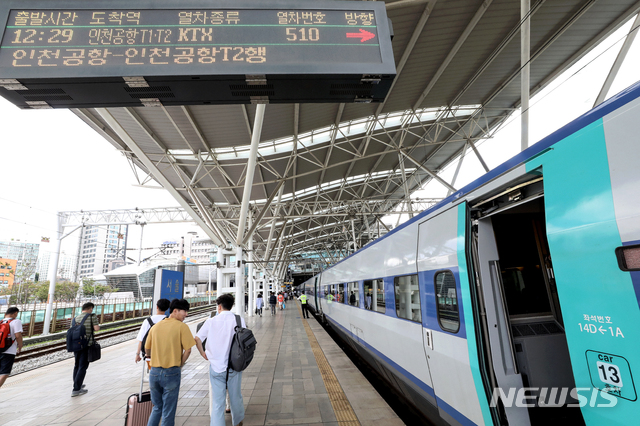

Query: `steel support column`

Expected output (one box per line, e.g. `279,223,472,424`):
217,245,224,292
43,213,63,336
235,245,244,315
236,103,266,246
137,223,145,266
594,13,640,107
248,214,254,317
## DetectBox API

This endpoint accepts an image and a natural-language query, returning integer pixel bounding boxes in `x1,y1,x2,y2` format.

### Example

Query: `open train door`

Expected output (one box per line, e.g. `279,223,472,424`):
472,173,585,426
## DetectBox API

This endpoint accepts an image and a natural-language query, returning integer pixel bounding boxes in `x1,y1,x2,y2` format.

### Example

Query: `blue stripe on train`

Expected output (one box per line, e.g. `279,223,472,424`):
324,314,479,426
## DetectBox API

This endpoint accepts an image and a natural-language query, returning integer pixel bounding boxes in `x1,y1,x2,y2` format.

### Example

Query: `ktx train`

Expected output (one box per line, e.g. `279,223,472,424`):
300,81,640,426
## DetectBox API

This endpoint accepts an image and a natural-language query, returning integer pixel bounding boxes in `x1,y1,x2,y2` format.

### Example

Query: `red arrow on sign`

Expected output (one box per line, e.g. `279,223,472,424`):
346,29,376,43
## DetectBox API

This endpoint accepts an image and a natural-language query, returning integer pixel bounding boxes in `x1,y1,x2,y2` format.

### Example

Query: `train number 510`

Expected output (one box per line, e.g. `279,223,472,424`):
286,27,320,41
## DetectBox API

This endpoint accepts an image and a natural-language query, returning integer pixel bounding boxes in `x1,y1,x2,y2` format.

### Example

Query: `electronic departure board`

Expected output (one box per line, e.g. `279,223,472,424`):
0,0,396,108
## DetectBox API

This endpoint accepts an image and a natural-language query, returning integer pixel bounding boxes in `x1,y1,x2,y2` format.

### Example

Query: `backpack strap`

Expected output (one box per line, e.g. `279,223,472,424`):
79,313,90,326
234,314,242,331
147,317,154,327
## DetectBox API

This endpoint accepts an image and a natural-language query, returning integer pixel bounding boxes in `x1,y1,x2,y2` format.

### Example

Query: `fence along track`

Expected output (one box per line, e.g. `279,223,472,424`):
10,296,215,337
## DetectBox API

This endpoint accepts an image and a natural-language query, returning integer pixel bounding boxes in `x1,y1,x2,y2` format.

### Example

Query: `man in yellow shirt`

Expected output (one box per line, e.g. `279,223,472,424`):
145,299,196,426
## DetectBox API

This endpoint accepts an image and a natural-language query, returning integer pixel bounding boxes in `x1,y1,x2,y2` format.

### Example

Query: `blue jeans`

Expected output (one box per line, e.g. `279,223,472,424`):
148,366,181,426
209,367,244,426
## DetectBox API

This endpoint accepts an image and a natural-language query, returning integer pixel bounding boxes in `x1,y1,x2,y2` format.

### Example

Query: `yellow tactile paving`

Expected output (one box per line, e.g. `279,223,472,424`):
298,302,361,426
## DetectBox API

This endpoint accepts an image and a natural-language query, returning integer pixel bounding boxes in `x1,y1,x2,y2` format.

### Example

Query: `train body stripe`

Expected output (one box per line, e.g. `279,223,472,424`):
324,314,435,397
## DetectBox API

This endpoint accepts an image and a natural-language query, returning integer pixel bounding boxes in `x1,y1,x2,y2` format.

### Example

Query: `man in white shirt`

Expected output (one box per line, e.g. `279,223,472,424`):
0,307,23,387
195,294,245,426
135,298,170,363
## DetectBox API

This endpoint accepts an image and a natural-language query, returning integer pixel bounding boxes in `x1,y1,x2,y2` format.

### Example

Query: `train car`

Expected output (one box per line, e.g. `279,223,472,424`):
301,81,640,426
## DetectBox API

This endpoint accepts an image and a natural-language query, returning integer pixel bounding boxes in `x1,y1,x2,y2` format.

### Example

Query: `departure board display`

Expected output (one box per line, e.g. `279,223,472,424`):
0,1,396,107
0,5,393,77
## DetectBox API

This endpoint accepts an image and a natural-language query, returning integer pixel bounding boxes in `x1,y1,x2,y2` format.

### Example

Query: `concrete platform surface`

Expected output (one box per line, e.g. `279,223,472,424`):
0,302,402,426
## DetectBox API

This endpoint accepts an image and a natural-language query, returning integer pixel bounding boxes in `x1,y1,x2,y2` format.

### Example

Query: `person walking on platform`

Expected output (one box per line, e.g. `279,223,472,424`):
278,292,284,310
298,293,310,319
0,307,23,388
195,293,246,426
349,291,356,306
145,299,195,426
255,293,264,317
70,302,99,397
269,292,277,316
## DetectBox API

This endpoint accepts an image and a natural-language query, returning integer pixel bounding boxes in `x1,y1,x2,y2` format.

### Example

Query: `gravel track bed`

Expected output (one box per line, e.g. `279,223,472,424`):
10,331,138,376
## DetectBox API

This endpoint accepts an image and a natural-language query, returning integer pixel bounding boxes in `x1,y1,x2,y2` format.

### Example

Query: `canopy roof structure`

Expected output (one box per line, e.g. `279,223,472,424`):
73,0,640,272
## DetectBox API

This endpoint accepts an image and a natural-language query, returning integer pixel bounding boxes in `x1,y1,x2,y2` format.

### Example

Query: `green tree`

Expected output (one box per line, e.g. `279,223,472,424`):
82,279,116,298
57,282,80,301
34,281,80,302
34,281,51,302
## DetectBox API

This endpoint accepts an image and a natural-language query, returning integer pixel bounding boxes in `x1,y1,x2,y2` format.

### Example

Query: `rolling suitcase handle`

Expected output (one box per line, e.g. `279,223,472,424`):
125,360,153,425
139,358,145,397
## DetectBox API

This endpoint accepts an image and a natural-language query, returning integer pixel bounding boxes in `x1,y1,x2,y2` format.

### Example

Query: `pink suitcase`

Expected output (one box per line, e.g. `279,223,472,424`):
125,362,153,425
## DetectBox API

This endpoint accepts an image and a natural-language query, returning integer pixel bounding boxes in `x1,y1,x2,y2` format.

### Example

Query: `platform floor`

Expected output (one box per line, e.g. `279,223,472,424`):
1,302,402,426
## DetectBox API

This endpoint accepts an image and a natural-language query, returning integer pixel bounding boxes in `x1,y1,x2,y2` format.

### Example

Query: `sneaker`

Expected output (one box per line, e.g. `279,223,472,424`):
71,389,88,397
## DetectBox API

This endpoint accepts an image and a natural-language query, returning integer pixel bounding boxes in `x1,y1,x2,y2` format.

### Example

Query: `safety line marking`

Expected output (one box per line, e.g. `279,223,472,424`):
297,302,361,426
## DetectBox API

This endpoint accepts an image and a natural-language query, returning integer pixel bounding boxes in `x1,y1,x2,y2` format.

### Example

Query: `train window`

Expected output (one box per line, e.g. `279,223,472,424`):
338,283,345,303
394,275,421,322
347,282,359,307
435,270,459,333
615,244,640,271
364,279,385,312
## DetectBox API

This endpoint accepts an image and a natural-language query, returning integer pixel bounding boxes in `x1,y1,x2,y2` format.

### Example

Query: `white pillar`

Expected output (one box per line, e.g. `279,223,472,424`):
235,245,244,315
350,218,358,253
43,213,63,336
236,104,266,246
137,223,145,266
208,265,212,304
216,246,224,296
247,215,254,317
521,0,530,151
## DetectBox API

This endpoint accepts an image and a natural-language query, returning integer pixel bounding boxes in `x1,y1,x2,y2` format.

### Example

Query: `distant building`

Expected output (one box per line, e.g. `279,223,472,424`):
77,225,128,279
161,234,218,282
0,240,39,282
161,233,217,265
36,250,77,282
0,258,17,288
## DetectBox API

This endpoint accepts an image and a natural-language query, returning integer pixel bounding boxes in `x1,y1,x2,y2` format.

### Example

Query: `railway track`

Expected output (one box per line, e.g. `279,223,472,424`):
14,304,216,365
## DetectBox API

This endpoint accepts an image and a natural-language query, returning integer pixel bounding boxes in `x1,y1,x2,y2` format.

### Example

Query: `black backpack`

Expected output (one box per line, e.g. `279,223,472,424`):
228,315,256,372
66,313,91,352
140,317,155,358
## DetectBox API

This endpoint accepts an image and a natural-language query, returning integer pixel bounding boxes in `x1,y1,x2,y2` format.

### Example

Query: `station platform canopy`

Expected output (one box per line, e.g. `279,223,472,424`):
67,0,640,267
